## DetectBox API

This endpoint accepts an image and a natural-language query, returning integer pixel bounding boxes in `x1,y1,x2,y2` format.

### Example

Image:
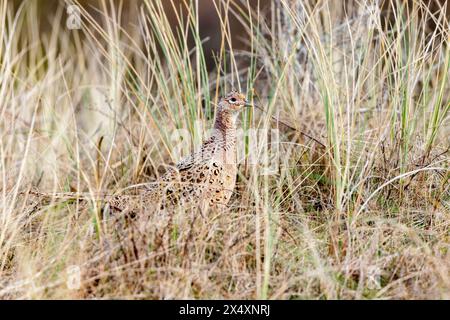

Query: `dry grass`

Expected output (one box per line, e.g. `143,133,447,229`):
0,0,449,299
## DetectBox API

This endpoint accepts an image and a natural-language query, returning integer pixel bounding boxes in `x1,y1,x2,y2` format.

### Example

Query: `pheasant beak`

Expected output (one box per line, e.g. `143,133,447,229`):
244,99,253,107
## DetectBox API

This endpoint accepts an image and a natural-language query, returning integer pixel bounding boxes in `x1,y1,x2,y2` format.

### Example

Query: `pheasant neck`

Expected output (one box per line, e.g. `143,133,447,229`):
213,110,237,165
213,110,237,138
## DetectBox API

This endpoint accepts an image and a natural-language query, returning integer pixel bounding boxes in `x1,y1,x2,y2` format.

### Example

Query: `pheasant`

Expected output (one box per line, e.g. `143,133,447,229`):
109,91,249,214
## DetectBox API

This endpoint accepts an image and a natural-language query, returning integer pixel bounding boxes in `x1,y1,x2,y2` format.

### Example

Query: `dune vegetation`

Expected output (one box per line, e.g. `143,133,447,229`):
0,0,448,299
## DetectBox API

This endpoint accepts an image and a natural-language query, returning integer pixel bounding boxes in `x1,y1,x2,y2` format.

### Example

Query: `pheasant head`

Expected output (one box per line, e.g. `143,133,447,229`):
214,90,248,131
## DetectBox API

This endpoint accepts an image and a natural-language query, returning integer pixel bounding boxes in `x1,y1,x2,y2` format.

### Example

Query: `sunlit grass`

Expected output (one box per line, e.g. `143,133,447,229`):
0,0,448,299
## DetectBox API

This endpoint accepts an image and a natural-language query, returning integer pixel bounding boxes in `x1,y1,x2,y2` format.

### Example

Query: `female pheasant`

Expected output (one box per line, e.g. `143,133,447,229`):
110,91,249,214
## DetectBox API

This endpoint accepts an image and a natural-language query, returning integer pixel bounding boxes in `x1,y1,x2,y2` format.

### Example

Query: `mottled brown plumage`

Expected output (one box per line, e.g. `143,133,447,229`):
110,91,248,214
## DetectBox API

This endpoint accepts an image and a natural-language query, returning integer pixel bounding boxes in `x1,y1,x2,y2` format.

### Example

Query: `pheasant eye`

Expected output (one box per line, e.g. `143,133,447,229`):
229,98,237,103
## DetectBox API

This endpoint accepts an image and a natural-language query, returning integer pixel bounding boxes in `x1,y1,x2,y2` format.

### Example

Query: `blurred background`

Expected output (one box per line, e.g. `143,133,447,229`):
8,0,450,69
